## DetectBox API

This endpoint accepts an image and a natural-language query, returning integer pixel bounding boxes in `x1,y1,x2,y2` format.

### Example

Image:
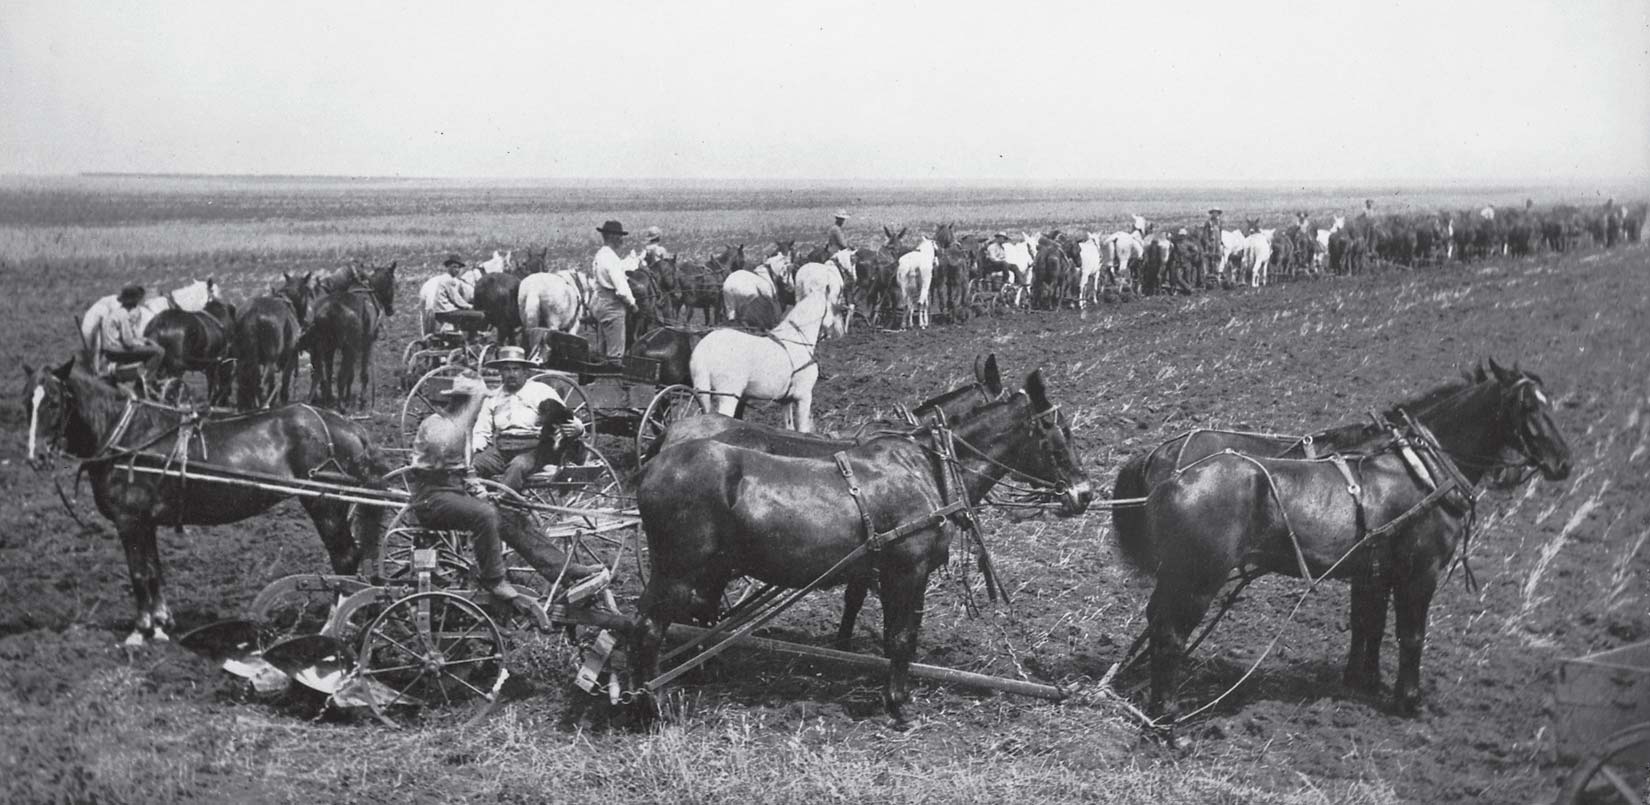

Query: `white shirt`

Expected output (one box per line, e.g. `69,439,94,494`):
592,245,639,306
429,274,473,314
472,379,577,452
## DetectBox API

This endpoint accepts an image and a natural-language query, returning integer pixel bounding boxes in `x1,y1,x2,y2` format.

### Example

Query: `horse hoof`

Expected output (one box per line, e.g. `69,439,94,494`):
122,631,146,648
151,627,171,644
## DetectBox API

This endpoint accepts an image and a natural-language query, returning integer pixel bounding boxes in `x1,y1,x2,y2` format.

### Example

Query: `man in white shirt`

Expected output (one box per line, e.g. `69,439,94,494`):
641,226,671,268
420,255,475,335
471,346,586,491
591,220,639,361
100,285,166,378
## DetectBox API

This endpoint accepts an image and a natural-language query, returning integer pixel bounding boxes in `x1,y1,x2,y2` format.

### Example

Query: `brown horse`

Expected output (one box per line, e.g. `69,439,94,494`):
303,261,396,411
233,272,311,409
144,299,238,406
633,369,1092,722
645,354,1006,644
1119,362,1571,723
24,359,389,646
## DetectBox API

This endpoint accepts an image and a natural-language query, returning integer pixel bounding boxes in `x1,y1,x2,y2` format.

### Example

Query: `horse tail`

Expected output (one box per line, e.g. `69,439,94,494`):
1111,452,1158,574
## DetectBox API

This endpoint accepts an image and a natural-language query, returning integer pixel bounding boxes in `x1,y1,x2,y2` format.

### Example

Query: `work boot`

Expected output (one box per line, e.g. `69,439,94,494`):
485,579,552,631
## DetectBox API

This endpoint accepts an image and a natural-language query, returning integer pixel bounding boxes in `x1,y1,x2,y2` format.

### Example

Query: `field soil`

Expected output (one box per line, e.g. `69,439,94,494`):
1,189,1647,803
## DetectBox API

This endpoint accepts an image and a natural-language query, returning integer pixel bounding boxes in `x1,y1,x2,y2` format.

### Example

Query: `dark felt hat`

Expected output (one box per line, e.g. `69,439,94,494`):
442,254,466,268
117,284,145,304
596,220,628,237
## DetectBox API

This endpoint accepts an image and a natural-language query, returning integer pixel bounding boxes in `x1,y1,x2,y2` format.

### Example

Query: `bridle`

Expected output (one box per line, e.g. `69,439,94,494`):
942,396,1077,501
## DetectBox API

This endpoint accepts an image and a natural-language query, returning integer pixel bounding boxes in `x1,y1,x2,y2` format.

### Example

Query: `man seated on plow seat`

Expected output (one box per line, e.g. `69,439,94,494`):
100,284,166,386
471,346,587,492
409,371,599,628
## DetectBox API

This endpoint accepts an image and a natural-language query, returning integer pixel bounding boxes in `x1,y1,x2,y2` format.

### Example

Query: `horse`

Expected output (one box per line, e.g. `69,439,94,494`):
794,260,848,333
689,293,842,432
79,278,222,373
1215,229,1248,283
631,326,704,387
1102,229,1145,298
24,359,389,646
896,236,937,329
1000,233,1036,291
479,250,515,274
1243,229,1274,287
661,245,743,326
632,369,1093,722
1030,232,1073,310
1076,234,1105,308
645,354,1005,640
517,270,587,336
721,251,793,326
232,273,310,410
933,236,973,324
625,264,672,349
1140,233,1173,297
144,299,238,406
1117,361,1571,723
303,261,397,412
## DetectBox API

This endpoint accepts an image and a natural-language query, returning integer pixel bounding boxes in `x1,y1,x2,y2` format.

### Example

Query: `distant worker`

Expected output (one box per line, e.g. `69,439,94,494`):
641,226,672,268
591,220,640,361
421,254,474,335
1202,208,1224,287
826,210,854,264
100,285,166,379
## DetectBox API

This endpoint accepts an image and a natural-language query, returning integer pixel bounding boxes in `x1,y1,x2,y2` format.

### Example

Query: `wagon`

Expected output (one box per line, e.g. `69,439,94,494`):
399,328,701,465
1553,639,1650,803
396,309,496,392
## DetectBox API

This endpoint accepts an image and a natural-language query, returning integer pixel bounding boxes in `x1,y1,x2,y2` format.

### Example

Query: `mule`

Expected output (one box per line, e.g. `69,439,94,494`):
304,261,396,411
144,299,238,406
633,369,1092,722
1118,361,1571,723
233,273,310,410
24,359,388,646
648,354,1006,643
896,236,937,329
1030,233,1071,309
933,236,973,324
689,293,841,432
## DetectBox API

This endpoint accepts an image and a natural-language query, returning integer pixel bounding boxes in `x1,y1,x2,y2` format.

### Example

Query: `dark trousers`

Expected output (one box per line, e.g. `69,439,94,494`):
472,444,538,491
105,344,165,376
411,484,577,587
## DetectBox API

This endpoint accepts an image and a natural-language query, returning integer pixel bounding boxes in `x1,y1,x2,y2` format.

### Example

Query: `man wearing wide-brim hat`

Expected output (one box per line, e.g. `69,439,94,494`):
470,345,586,492
826,210,853,255
421,253,475,336
99,284,166,378
590,220,641,361
641,225,672,269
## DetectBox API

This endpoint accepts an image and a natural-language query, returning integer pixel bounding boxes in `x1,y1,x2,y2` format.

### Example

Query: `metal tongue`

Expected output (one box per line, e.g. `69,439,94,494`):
262,634,353,695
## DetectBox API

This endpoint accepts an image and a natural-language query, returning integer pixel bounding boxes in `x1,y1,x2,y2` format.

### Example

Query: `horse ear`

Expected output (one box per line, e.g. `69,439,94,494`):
1024,369,1049,411
980,354,1003,397
21,362,34,380
55,356,75,378
1488,357,1508,382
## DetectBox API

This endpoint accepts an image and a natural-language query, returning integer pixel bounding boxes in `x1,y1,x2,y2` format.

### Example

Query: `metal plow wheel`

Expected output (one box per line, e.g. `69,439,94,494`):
248,574,373,644
636,384,701,463
520,446,643,599
399,364,501,446
347,591,508,729
1558,722,1650,804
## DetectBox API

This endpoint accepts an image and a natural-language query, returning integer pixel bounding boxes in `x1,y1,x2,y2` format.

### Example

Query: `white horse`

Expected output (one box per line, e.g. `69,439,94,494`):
896,236,936,329
1243,229,1275,287
794,261,850,335
1217,229,1248,282
79,278,221,371
517,270,588,334
479,250,514,274
1103,229,1146,294
689,293,843,432
721,252,793,324
1000,234,1037,299
1076,234,1104,309
1316,217,1345,270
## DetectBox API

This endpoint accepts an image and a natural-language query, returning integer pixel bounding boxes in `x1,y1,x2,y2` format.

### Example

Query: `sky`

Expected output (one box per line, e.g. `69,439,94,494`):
1,0,1647,183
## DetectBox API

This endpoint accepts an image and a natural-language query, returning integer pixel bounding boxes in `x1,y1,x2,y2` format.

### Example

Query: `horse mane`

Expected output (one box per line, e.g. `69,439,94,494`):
1308,376,1473,445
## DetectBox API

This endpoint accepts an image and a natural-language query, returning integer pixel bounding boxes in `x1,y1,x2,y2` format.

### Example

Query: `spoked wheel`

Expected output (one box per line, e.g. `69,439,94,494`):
248,575,373,644
520,445,644,604
349,591,507,729
636,384,701,463
528,371,592,428
400,364,502,446
1557,723,1650,804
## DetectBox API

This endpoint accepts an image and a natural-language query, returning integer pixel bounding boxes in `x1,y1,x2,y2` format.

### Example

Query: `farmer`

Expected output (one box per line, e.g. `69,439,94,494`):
1202,208,1224,288
471,346,586,492
590,220,640,361
99,285,166,378
640,226,672,268
422,254,474,335
408,371,597,626
826,208,854,256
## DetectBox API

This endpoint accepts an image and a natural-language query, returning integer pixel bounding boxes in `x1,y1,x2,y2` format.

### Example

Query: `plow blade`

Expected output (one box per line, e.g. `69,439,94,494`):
262,634,353,695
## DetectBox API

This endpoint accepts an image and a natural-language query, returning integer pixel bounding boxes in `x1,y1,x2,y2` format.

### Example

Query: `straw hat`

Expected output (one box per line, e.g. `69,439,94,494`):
834,210,850,220
485,345,537,370
644,226,662,242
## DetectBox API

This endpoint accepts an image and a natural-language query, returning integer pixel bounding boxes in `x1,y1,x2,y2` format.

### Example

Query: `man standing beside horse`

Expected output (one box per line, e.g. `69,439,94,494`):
591,220,640,361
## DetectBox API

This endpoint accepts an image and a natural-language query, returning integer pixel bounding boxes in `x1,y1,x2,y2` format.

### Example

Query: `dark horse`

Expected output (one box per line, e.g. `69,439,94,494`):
303,261,397,411
233,272,311,410
24,359,389,645
1117,361,1571,723
633,369,1092,722
659,246,745,326
473,247,546,347
933,224,974,323
643,354,1007,645
144,299,238,406
630,326,704,387
1031,232,1071,309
